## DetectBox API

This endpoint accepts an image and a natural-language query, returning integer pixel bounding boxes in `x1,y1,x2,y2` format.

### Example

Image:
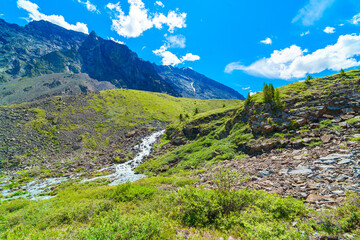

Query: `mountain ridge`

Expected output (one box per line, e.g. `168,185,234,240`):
0,19,244,103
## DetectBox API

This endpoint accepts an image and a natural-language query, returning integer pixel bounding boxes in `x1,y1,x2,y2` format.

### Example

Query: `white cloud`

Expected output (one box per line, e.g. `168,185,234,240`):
77,0,99,13
153,45,182,66
109,37,125,45
292,0,335,26
17,0,88,34
242,87,250,90
324,26,335,34
260,37,272,45
351,13,360,25
300,30,310,36
165,34,186,48
153,45,199,66
225,34,360,80
107,0,186,38
181,53,200,62
339,23,344,27
155,1,164,8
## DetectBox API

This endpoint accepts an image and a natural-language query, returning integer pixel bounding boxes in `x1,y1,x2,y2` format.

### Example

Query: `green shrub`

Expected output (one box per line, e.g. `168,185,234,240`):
106,183,158,202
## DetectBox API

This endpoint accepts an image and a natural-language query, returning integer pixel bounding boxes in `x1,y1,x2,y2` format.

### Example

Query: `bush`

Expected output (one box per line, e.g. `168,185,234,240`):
106,183,158,202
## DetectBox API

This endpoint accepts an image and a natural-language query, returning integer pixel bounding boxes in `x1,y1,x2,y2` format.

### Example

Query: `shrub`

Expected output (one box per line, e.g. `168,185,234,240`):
106,183,158,202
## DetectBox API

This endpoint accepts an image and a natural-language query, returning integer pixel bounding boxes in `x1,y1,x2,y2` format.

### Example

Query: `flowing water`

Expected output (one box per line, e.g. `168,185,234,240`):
1,130,165,200
81,130,165,185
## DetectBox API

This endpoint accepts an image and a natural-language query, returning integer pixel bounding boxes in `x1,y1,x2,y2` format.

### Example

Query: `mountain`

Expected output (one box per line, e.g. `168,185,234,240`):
0,19,244,104
154,65,245,99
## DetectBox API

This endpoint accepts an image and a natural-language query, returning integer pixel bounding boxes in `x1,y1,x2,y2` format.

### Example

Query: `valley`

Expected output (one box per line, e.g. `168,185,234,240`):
1,68,360,239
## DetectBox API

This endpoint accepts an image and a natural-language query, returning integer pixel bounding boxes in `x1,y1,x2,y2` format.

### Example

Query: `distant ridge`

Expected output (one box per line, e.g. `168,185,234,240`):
0,19,244,103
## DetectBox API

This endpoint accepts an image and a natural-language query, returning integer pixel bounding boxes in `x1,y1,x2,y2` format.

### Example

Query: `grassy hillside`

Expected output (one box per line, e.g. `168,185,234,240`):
1,70,360,239
0,88,239,178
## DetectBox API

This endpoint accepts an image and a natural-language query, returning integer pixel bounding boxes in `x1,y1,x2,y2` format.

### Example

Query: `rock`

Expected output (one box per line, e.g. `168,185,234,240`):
336,174,349,182
320,135,332,143
339,121,349,128
332,190,344,195
306,194,321,203
337,159,351,165
320,154,352,161
262,124,275,133
289,166,312,175
257,170,273,178
126,130,136,138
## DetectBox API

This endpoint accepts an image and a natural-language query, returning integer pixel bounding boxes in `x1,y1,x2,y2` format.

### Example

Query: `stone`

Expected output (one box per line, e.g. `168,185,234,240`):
337,159,351,165
320,135,332,143
323,160,337,165
289,166,312,175
319,154,352,161
306,193,321,202
332,190,344,195
336,174,349,182
339,122,349,128
257,170,273,178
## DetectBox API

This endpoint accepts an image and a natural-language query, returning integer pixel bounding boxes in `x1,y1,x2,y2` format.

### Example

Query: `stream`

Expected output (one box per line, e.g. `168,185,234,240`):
81,129,165,185
1,130,165,201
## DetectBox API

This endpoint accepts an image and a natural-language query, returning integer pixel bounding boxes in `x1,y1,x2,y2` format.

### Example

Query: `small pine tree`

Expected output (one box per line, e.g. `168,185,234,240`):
179,113,183,121
185,113,189,118
305,75,313,85
274,89,281,109
262,83,282,110
223,103,226,108
263,83,274,104
244,92,252,109
340,68,346,76
194,108,199,115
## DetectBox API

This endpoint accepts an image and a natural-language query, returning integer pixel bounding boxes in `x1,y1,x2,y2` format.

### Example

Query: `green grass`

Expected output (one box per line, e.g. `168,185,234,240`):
1,175,359,239
84,89,240,128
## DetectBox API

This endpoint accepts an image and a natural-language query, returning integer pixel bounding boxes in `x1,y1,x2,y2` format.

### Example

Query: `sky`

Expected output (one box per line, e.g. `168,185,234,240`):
2,0,360,96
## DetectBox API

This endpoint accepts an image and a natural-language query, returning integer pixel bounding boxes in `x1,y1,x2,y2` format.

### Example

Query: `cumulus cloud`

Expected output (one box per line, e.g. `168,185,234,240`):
301,30,310,36
181,53,200,62
109,37,125,45
165,34,186,48
225,34,360,80
155,1,164,8
107,0,186,38
351,13,360,25
77,0,99,13
153,45,200,66
260,37,272,45
324,26,335,33
17,0,88,34
292,0,335,26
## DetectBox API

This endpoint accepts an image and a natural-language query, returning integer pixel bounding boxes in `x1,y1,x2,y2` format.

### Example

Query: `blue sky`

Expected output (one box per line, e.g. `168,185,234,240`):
2,0,360,96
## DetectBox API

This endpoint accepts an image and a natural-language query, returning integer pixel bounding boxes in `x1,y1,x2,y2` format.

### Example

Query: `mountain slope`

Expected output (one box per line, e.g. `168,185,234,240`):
0,19,244,103
155,65,245,100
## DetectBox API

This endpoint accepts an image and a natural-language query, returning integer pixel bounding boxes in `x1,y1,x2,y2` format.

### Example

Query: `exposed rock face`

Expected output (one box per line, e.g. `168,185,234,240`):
0,73,116,105
0,19,244,104
154,65,245,100
78,31,178,96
